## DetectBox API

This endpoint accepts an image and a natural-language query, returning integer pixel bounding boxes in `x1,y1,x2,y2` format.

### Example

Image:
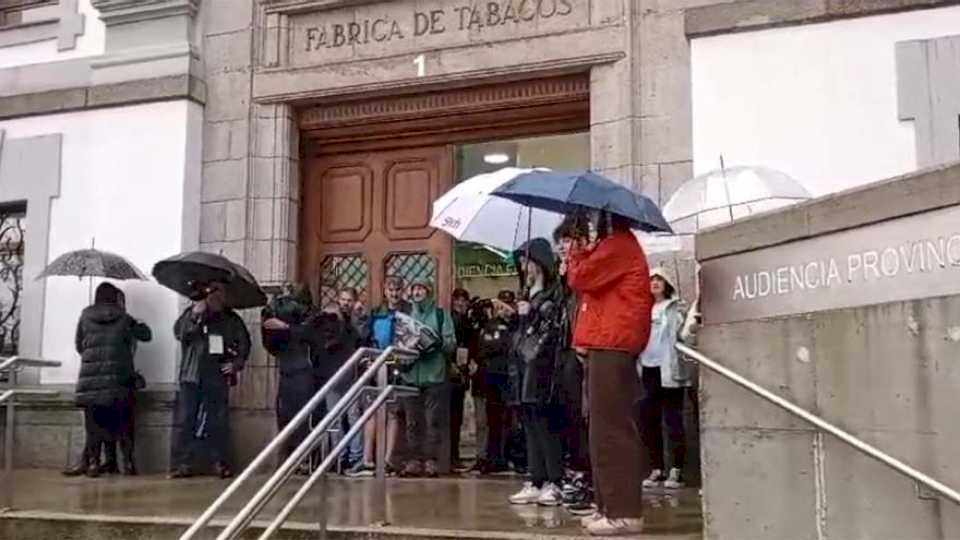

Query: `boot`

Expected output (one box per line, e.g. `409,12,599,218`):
62,461,89,477
120,438,137,476
62,448,91,477
101,442,119,475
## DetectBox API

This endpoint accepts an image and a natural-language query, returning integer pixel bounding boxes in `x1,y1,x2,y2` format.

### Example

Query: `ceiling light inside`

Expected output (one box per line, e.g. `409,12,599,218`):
483,153,510,165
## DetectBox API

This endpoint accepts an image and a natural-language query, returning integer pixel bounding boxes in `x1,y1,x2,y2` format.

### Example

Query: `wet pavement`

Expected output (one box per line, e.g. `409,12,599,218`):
3,469,702,538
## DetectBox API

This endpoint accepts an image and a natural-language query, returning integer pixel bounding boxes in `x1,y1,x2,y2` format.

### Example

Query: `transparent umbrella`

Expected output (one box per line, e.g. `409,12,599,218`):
663,165,812,235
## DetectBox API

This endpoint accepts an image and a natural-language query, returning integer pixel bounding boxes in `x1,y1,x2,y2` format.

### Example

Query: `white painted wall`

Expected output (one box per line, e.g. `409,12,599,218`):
0,100,203,384
0,0,105,69
691,6,960,197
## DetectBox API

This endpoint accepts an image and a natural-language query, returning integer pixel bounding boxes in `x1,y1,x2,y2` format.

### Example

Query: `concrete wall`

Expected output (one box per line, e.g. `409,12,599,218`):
0,0,102,70
696,163,960,540
0,100,203,386
690,6,960,196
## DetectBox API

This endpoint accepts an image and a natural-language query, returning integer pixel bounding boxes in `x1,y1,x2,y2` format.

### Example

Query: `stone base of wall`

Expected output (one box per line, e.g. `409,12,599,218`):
1,386,275,475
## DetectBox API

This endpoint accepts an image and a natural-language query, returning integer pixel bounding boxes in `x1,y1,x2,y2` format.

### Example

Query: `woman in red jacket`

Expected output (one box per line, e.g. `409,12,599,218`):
567,212,653,536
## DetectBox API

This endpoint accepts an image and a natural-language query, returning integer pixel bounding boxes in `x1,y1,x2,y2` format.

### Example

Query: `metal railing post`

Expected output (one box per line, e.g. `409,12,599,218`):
2,368,15,511
179,347,374,540
216,348,402,540
373,359,389,526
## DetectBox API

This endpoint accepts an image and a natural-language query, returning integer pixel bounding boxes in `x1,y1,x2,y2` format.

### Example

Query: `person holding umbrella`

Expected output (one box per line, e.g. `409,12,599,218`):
152,252,263,479
169,281,251,479
567,211,652,535
63,283,152,478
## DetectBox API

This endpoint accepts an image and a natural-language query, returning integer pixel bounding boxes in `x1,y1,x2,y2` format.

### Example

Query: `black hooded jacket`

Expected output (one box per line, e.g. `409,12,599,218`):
74,304,152,407
509,238,565,407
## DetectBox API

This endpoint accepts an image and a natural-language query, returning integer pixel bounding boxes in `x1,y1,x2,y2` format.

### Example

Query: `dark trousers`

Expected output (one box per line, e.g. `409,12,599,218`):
277,373,315,461
81,405,114,466
588,350,644,519
450,382,466,463
401,383,446,463
98,396,135,469
522,404,565,488
172,379,231,469
485,387,508,466
639,366,686,470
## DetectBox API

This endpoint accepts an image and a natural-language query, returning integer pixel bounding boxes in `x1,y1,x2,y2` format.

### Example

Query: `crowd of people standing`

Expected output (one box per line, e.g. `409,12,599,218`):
60,209,699,538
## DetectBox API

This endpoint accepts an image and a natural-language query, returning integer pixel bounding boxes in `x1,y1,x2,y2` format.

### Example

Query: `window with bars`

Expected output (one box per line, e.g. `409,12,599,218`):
0,0,57,27
0,204,25,357
318,254,368,309
384,252,436,293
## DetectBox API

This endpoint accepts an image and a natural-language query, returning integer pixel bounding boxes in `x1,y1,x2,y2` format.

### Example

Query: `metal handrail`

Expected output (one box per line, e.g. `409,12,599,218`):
0,356,62,371
678,343,960,505
0,389,59,403
179,346,380,539
214,346,417,540
258,385,399,539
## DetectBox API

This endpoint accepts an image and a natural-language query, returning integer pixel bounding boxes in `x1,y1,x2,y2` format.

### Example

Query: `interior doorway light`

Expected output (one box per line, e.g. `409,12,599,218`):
483,153,510,165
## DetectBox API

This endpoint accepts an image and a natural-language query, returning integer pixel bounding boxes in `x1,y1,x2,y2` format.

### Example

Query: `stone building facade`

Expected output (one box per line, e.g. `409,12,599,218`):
2,0,959,473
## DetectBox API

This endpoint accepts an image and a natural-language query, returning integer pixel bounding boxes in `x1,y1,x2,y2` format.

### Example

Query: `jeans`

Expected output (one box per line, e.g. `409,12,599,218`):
473,394,488,461
450,383,466,463
326,387,365,463
401,383,446,463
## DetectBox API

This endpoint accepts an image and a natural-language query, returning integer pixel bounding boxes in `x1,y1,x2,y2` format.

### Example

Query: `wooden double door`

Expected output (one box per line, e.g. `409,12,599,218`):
300,146,453,309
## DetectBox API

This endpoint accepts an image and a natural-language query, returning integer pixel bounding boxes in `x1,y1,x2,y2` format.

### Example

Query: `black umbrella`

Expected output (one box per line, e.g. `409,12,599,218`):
152,251,267,309
37,248,148,281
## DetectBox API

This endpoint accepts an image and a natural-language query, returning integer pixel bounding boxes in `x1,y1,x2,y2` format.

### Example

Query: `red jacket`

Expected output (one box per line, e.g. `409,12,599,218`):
568,230,653,355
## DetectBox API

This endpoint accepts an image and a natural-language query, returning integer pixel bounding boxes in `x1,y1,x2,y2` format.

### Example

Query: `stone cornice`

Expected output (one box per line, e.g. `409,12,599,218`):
90,0,200,25
685,0,960,38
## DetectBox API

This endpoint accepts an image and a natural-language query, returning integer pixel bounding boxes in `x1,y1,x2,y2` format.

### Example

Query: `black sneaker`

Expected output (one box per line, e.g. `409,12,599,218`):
567,501,598,516
168,465,193,479
346,462,375,477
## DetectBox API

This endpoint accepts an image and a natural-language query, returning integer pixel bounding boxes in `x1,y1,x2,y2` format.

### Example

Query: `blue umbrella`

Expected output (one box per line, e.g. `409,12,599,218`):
490,170,673,233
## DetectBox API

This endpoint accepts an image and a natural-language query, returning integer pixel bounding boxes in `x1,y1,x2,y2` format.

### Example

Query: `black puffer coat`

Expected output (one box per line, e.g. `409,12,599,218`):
74,304,152,407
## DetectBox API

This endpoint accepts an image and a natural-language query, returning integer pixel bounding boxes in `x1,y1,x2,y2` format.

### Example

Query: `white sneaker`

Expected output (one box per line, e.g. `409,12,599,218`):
586,516,645,536
580,511,604,528
663,467,685,489
537,482,562,506
509,482,542,505
642,468,664,488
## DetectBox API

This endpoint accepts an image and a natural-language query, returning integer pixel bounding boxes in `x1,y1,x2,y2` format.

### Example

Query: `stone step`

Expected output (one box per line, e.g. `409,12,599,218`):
2,470,702,539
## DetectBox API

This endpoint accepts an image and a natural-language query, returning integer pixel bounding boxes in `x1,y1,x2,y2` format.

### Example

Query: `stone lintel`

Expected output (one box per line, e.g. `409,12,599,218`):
685,0,960,38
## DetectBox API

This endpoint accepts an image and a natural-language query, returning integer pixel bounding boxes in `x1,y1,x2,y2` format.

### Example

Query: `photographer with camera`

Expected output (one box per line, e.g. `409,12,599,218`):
260,283,319,470
475,290,516,474
169,281,251,480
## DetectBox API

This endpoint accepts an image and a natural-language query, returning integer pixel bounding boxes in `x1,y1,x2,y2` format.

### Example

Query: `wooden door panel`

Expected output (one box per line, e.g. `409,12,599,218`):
300,145,453,308
386,159,437,239
319,165,373,242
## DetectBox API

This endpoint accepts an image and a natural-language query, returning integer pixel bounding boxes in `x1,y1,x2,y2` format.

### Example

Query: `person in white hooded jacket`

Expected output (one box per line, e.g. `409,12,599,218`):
637,268,699,490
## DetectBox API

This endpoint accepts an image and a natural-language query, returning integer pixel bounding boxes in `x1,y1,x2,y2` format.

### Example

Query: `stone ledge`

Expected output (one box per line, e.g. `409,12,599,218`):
685,0,960,37
0,74,206,120
696,161,960,261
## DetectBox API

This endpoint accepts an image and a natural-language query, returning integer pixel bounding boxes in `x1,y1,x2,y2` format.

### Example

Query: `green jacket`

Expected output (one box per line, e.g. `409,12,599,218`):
402,299,456,387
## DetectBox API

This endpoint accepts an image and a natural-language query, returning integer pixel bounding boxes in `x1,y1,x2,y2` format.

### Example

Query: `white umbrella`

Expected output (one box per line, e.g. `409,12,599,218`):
664,165,812,234
431,167,562,251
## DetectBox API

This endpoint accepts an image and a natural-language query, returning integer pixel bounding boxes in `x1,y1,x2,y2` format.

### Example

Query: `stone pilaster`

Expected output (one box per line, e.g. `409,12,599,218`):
89,0,202,85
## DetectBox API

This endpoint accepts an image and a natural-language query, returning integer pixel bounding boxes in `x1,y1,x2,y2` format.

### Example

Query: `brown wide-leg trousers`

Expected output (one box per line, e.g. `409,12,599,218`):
587,349,645,519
